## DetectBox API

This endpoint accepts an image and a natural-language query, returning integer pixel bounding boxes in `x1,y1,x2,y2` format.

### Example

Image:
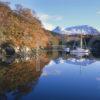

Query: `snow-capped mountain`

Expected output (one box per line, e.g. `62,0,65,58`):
53,26,64,34
53,26,69,35
53,25,100,35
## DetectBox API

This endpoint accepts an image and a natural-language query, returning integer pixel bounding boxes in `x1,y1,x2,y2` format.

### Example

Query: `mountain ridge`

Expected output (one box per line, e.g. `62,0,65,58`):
53,25,100,35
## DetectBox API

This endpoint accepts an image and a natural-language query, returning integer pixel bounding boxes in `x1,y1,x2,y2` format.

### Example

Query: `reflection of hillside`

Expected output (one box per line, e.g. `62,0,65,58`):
0,53,50,99
46,51,59,60
0,51,99,99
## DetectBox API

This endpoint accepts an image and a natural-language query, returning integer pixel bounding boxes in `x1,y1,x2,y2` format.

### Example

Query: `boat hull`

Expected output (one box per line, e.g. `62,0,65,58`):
70,48,90,56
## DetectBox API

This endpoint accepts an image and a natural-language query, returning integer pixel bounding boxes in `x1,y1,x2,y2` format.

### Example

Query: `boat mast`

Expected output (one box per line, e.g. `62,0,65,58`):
80,32,83,49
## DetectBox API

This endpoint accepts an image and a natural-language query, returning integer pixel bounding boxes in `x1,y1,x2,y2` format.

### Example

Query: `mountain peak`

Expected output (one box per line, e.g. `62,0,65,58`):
53,26,63,34
53,25,100,35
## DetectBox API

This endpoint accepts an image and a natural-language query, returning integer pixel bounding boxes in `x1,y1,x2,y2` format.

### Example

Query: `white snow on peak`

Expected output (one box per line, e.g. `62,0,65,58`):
53,25,100,35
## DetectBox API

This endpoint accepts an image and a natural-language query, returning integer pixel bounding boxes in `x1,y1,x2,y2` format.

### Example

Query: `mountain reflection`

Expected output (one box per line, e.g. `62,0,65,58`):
0,51,100,100
54,56,95,66
50,53,96,66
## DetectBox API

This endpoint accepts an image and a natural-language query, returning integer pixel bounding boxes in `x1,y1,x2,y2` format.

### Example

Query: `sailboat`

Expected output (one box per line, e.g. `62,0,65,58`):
70,33,90,55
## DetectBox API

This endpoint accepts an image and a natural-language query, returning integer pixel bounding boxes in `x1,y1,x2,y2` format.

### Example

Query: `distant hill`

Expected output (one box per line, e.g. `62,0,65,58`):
53,25,100,35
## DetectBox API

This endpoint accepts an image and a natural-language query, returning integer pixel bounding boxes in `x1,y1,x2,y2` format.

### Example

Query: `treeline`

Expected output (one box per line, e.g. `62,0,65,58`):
0,1,59,50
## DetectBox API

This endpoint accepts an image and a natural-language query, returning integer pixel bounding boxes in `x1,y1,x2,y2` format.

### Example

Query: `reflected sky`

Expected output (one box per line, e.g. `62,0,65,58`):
0,51,100,100
37,55,100,100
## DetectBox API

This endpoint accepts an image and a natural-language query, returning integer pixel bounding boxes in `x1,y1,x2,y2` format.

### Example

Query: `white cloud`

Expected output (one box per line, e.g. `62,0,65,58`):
38,13,63,21
53,16,63,21
39,13,50,21
38,13,63,30
42,22,55,30
96,11,100,15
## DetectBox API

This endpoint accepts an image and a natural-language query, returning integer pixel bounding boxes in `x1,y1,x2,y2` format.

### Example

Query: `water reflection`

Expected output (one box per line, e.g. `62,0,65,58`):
0,52,50,100
0,51,100,100
49,52,96,66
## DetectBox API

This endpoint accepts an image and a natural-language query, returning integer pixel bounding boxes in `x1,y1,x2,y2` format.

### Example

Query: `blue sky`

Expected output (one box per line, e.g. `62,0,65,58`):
1,0,100,30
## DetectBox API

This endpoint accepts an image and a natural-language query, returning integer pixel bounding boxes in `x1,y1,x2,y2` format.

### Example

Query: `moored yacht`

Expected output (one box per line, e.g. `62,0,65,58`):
70,34,90,55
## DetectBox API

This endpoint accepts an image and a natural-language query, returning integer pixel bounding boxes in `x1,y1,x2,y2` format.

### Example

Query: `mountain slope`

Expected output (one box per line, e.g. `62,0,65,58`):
53,25,100,35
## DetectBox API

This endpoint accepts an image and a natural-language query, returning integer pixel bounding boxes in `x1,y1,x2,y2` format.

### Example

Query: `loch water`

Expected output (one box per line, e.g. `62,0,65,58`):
0,51,100,100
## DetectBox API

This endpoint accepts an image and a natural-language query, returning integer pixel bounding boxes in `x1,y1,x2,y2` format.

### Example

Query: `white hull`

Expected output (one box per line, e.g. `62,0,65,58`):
70,48,90,55
70,34,90,56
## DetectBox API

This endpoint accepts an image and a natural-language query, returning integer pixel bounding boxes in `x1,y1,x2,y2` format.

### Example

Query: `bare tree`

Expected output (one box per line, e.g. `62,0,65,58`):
15,4,36,18
0,1,10,6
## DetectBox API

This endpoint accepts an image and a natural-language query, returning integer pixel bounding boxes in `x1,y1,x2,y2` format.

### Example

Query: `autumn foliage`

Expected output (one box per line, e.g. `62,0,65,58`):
0,2,58,49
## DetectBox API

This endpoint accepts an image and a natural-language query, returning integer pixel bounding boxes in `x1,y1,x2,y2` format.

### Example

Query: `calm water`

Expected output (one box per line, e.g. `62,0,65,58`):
0,51,100,100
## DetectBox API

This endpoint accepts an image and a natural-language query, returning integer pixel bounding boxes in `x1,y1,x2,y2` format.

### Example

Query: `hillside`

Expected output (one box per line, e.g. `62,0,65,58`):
0,2,58,50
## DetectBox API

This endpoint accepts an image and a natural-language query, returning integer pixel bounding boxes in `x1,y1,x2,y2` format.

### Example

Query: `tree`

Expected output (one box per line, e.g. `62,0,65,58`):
15,4,36,19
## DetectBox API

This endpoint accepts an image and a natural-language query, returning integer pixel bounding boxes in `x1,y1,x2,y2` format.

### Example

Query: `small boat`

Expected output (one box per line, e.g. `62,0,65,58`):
70,33,90,55
71,48,90,53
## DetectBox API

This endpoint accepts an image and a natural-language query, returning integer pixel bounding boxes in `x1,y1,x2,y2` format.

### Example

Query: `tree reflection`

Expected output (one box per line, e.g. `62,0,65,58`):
0,51,99,99
0,52,52,100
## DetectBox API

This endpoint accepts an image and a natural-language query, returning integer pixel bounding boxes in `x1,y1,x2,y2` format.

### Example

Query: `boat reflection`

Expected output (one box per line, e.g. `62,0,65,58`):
0,51,100,100
51,53,96,66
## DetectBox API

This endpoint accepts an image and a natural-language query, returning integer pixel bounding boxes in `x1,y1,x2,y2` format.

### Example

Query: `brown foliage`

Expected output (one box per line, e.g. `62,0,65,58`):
0,2,58,48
